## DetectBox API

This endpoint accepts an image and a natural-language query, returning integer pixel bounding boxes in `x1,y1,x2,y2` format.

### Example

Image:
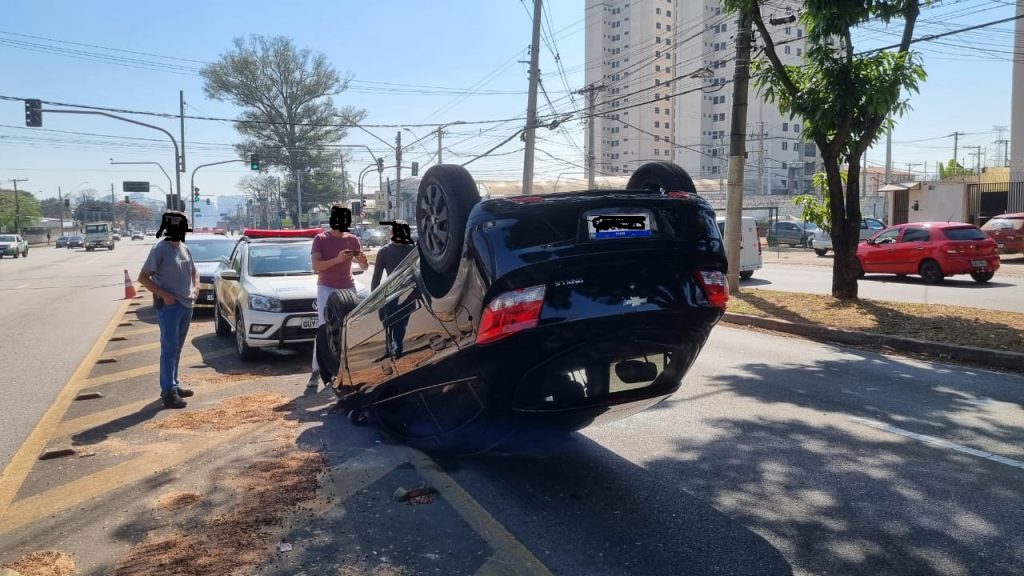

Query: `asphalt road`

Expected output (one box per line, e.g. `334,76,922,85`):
0,239,152,472
447,325,1024,575
748,259,1024,313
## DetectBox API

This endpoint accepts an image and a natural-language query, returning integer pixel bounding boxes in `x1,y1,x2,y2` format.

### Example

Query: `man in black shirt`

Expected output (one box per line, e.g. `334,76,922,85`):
373,220,416,357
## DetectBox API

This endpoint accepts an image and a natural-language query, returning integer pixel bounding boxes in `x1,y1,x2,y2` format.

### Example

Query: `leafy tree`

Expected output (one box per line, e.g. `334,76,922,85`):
114,201,153,231
936,159,971,179
200,35,365,225
73,199,113,224
793,170,848,232
0,190,43,233
724,1,926,299
39,197,67,219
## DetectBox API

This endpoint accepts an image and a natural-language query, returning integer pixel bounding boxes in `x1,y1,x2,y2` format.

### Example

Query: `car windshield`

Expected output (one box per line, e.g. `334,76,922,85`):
248,243,314,276
982,217,1024,231
0,235,16,242
943,227,988,241
187,238,236,262
85,225,107,233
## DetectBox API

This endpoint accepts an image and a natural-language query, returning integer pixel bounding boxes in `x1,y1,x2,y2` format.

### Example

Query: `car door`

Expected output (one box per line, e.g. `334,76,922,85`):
217,244,246,325
889,226,930,273
860,227,901,272
342,280,397,394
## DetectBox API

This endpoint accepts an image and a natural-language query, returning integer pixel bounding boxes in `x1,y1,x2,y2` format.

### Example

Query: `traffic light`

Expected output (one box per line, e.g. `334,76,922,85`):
376,157,384,173
205,198,211,205
24,99,42,127
250,153,260,171
64,198,70,208
125,195,131,204
193,187,200,202
411,162,419,177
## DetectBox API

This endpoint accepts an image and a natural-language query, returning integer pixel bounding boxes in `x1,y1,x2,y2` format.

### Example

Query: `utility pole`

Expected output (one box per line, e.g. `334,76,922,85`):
952,131,962,167
725,11,752,293
58,186,64,236
395,131,403,220
521,0,543,196
576,83,605,189
296,170,303,227
179,91,186,173
8,178,27,235
885,124,893,184
756,122,767,195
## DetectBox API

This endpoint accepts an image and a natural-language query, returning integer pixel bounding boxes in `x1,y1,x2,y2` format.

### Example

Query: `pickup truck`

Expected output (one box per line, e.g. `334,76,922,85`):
810,217,886,256
84,222,115,251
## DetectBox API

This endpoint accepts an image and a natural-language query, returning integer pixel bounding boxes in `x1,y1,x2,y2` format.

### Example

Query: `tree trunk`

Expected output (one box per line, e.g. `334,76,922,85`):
824,155,860,300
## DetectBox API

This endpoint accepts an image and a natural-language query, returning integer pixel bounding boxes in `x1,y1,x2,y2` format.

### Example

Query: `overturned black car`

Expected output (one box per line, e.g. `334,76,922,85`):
316,161,728,453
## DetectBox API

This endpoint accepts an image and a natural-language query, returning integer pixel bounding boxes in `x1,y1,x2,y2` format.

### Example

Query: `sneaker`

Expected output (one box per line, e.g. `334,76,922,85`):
175,386,194,398
161,393,187,409
306,370,320,388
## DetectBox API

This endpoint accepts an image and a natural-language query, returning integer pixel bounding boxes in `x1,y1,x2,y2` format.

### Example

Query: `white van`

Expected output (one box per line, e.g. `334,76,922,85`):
716,216,763,279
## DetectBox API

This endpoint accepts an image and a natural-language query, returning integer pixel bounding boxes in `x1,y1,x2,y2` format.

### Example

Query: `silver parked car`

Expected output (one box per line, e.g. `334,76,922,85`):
811,217,886,256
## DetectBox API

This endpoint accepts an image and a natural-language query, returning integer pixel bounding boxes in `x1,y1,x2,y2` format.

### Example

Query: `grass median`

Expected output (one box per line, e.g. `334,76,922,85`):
728,289,1024,356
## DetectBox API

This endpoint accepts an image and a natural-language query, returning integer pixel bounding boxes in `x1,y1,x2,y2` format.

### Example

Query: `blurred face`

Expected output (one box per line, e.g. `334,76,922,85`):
159,213,189,241
330,207,351,231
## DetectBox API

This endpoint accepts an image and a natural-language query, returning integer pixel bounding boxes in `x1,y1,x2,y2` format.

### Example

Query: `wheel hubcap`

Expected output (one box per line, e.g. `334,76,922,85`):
420,183,450,257
236,316,245,353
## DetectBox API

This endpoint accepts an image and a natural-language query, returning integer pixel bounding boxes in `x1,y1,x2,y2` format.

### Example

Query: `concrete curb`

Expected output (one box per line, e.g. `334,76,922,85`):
722,312,1024,372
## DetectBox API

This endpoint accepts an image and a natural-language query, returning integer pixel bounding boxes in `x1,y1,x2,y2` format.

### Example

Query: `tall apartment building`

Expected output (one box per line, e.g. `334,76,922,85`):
584,0,816,194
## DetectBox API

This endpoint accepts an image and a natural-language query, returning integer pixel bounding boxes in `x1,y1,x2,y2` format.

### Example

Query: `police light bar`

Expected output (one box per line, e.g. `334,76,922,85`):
242,228,322,238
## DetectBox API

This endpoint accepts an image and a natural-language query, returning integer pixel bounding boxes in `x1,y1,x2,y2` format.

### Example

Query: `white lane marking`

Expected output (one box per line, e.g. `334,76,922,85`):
852,417,1024,470
15,284,28,289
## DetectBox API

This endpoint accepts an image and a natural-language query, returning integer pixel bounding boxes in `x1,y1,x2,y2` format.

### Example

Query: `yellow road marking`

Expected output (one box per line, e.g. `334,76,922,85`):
0,298,133,516
0,423,260,534
100,341,161,357
80,348,235,388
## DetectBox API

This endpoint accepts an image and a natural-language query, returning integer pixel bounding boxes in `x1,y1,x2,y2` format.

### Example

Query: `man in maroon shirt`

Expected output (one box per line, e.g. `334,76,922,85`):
309,204,368,388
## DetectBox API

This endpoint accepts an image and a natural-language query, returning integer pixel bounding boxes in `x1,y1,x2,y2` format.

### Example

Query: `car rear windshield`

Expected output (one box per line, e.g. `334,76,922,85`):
982,217,1024,231
188,239,236,262
248,244,314,276
942,227,988,241
0,235,16,242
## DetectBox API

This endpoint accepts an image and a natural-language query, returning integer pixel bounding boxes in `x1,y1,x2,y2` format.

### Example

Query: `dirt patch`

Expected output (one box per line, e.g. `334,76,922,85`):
114,451,326,576
2,551,75,576
148,394,294,432
729,289,1024,354
184,368,296,386
155,491,202,511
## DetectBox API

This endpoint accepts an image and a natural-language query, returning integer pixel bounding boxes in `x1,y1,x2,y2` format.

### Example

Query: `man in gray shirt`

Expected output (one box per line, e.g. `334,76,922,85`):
373,220,416,357
138,211,199,409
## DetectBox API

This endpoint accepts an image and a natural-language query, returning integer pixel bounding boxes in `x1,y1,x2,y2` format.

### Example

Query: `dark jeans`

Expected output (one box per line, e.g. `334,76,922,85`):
157,302,192,396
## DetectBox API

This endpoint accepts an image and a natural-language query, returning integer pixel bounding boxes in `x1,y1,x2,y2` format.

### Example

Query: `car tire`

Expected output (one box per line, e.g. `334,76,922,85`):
739,270,754,280
234,310,258,361
316,289,360,385
919,259,945,284
814,248,828,257
970,271,994,284
12,251,18,259
626,161,697,193
214,299,232,337
855,258,865,278
416,164,481,277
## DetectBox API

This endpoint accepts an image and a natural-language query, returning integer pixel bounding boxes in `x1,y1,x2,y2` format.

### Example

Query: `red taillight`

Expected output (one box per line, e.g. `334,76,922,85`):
695,270,729,310
476,285,547,345
510,196,545,203
667,191,691,198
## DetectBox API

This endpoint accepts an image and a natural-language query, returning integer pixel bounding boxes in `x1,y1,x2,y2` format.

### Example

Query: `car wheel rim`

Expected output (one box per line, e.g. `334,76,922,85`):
420,183,450,259
235,316,245,354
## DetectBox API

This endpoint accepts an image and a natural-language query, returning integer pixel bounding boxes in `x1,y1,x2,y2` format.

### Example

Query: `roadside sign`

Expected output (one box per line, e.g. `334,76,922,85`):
123,181,150,193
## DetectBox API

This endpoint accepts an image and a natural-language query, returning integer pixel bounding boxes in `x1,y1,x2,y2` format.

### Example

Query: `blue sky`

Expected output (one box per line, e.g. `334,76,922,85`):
0,0,1017,204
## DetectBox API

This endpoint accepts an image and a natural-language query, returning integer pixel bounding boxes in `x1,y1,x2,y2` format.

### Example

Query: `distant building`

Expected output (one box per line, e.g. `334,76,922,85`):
584,0,816,194
218,195,246,220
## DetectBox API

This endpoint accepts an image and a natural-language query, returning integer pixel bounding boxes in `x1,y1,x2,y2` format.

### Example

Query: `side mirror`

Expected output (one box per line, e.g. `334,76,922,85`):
219,269,240,281
866,238,875,245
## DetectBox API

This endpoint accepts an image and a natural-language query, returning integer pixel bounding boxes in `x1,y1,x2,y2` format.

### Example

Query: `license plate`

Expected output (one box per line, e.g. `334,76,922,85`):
588,212,652,239
301,317,318,329
971,259,986,268
998,243,1005,249
206,294,215,301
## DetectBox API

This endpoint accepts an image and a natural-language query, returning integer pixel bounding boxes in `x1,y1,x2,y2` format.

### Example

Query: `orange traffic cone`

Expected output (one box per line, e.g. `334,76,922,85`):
123,269,137,299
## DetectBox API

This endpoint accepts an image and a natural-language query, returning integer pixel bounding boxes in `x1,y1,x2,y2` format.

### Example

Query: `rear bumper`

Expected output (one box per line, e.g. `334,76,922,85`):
940,254,1000,275
994,240,1024,254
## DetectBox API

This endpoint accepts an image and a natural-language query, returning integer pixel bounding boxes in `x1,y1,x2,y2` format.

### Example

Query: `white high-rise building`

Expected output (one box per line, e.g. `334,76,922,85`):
584,0,816,194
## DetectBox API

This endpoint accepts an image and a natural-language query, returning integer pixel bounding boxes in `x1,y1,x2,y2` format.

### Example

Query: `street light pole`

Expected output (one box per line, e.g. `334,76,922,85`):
8,178,27,235
190,159,246,225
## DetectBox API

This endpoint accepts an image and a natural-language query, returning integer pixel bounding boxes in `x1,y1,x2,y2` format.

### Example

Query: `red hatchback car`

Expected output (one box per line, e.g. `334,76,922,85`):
856,222,1000,284
980,212,1024,256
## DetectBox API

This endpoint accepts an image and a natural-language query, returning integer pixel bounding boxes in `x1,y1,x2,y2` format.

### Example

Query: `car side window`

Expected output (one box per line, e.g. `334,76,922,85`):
901,228,930,243
867,219,885,230
873,229,900,244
